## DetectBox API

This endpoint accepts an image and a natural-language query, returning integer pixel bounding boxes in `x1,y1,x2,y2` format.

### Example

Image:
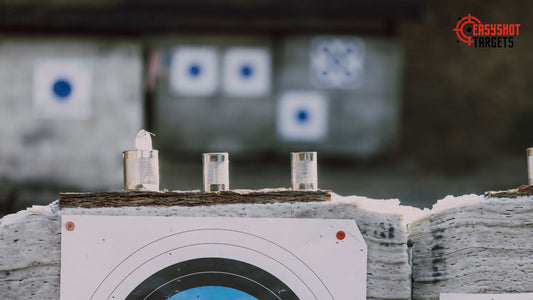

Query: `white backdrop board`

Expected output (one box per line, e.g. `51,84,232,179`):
441,294,533,300
169,46,218,97
33,59,93,120
276,90,329,143
222,47,271,97
60,215,367,299
309,36,365,89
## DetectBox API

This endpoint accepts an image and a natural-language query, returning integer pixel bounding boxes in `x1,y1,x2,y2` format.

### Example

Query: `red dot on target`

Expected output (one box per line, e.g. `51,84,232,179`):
336,230,346,240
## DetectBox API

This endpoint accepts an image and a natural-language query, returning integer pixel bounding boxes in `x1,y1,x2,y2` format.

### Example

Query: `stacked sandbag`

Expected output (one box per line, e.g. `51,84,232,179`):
1,194,413,299
0,204,61,299
410,194,533,299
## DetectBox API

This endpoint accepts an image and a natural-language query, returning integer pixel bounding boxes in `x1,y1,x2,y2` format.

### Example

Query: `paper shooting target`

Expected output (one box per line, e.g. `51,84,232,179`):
32,59,93,120
222,47,271,97
128,258,298,299
440,293,533,300
309,36,365,89
276,91,329,142
169,46,218,97
60,216,367,299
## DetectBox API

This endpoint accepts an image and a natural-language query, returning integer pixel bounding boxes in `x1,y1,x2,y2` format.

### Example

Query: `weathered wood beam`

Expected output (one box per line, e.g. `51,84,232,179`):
59,189,331,208
485,185,533,198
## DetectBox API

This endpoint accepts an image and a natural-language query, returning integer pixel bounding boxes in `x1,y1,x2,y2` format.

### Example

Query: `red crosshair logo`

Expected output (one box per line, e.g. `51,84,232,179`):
454,14,481,46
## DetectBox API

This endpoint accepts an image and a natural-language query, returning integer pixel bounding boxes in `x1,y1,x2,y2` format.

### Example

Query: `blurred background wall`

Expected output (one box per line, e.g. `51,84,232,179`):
0,0,531,217
0,37,142,212
398,1,533,171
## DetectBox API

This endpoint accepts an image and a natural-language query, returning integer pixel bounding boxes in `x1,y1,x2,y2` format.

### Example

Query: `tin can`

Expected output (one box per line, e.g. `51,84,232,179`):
203,152,229,192
123,150,159,191
527,148,533,185
291,152,318,191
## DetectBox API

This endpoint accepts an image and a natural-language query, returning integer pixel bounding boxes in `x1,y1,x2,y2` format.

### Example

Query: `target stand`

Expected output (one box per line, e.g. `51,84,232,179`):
60,215,367,299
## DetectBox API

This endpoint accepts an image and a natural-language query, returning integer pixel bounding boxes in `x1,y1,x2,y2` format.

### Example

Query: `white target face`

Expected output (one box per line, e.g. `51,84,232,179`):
277,91,329,142
309,36,365,89
222,47,271,97
33,59,93,120
440,293,533,300
169,46,218,97
60,216,367,300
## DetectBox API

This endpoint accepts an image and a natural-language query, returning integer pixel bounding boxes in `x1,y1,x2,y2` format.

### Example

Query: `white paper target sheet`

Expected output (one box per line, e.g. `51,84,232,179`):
441,293,533,300
60,215,367,299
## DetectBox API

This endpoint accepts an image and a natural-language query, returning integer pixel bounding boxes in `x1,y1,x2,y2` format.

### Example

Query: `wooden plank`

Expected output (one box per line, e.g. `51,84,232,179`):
59,189,331,209
485,185,533,198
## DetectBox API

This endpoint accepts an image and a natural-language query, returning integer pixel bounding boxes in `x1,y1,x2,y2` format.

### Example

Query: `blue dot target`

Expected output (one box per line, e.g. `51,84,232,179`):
277,91,329,142
223,47,271,97
296,109,309,123
240,64,254,79
52,78,73,100
169,47,218,97
188,63,202,78
32,59,93,120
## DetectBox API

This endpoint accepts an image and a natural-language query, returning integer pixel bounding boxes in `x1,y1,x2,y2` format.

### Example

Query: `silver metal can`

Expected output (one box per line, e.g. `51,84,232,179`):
291,152,318,191
527,148,533,185
203,152,229,192
123,150,159,191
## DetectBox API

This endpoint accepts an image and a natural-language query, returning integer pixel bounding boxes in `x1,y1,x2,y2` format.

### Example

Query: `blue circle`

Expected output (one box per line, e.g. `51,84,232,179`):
296,109,309,123
189,64,202,77
169,286,257,300
52,79,72,99
240,64,253,78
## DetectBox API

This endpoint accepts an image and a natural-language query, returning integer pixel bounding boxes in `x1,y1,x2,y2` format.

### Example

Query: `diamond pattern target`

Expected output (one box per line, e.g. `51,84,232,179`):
309,37,365,89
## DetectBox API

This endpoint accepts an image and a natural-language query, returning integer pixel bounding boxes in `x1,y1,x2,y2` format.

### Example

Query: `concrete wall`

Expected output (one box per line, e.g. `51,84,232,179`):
398,0,533,171
152,35,403,159
276,36,403,157
0,37,143,190
152,35,274,157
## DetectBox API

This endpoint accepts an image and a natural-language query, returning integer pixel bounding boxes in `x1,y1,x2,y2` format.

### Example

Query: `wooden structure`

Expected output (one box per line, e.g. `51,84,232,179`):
59,189,331,208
